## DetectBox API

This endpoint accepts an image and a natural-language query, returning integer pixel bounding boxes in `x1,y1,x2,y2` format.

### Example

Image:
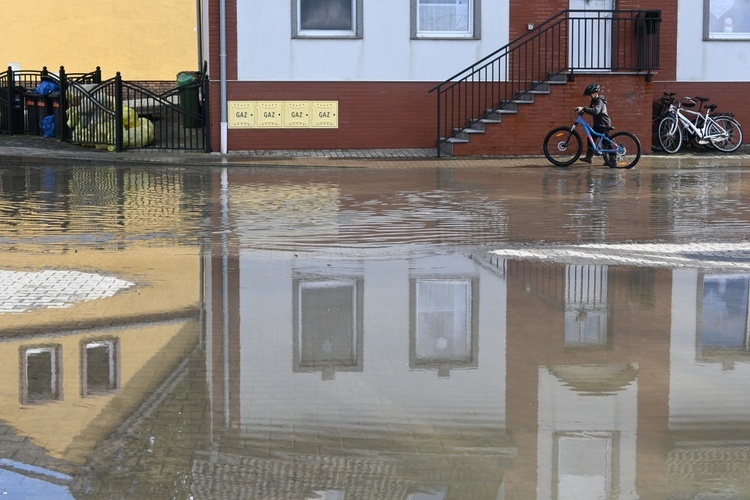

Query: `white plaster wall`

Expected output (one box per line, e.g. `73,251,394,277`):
677,0,750,81
237,253,507,432
236,0,509,81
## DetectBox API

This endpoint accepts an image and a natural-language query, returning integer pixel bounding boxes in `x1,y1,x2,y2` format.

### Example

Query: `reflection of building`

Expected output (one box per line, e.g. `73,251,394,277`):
203,211,513,497
0,165,203,492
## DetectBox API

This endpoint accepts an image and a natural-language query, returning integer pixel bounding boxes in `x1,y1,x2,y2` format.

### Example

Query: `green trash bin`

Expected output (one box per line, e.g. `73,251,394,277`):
177,71,201,128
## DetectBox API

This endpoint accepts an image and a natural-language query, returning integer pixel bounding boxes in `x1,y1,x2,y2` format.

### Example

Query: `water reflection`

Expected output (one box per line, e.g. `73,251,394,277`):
2,163,750,497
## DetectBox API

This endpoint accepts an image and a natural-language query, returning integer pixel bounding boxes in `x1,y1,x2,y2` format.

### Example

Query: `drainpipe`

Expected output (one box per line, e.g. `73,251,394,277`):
220,0,228,154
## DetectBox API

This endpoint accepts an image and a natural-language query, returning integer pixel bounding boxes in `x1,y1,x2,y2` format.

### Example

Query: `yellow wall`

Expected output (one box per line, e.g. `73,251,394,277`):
3,0,199,80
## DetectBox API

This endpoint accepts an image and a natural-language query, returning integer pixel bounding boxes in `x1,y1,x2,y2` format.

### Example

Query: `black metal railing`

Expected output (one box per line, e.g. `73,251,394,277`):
1,63,210,152
429,9,661,156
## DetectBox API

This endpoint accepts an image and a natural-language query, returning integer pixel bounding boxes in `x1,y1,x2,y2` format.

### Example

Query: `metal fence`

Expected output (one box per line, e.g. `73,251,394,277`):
1,64,210,153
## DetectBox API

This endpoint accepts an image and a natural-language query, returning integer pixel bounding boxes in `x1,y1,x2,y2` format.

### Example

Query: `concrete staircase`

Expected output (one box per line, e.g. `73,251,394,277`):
439,74,568,156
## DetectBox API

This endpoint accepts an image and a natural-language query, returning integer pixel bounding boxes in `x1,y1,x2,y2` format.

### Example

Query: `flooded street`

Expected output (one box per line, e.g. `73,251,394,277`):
3,160,750,498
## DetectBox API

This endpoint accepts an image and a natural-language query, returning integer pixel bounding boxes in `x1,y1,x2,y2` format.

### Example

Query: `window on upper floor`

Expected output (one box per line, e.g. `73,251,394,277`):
705,0,750,40
412,0,479,39
293,0,363,38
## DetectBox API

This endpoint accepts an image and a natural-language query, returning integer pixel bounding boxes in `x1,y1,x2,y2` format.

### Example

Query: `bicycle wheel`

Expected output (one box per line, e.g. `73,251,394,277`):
657,115,683,154
543,127,582,167
709,116,744,152
603,131,642,169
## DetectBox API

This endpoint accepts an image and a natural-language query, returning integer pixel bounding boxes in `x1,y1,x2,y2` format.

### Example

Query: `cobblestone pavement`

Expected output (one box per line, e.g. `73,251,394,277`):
1,132,750,168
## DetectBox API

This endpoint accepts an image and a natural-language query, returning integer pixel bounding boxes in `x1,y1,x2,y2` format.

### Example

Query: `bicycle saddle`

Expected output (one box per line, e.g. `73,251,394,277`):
706,104,718,112
694,96,709,102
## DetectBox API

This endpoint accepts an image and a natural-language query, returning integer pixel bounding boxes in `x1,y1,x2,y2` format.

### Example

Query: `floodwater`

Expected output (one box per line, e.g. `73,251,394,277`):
3,160,750,499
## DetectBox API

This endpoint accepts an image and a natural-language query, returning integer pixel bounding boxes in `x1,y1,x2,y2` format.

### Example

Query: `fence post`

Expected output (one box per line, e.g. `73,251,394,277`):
94,66,101,84
115,72,123,152
5,66,12,134
59,66,68,141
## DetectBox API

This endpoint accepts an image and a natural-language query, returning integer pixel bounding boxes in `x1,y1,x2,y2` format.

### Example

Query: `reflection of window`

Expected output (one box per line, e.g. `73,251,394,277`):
82,339,120,396
698,273,750,363
293,279,364,379
293,0,363,38
410,278,478,376
564,265,610,349
705,0,750,40
553,432,619,499
412,0,478,38
21,346,62,404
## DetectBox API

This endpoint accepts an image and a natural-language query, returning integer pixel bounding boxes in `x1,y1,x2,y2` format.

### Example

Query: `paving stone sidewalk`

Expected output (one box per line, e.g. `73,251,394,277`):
1,133,749,169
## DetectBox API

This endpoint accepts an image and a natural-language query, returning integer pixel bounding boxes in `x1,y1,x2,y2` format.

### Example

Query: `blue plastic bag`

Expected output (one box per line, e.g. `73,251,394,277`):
35,80,60,95
42,115,56,138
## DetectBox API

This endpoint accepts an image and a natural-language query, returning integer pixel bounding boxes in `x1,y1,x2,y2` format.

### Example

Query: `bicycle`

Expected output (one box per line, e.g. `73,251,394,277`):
651,92,675,151
657,96,743,154
543,111,642,169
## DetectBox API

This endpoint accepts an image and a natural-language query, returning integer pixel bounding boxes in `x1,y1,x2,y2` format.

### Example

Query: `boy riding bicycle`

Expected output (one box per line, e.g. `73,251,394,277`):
574,83,612,163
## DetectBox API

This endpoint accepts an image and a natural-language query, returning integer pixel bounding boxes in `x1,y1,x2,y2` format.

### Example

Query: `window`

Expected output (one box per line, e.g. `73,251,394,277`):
409,278,478,376
293,278,364,379
81,339,120,396
21,346,62,405
705,0,750,40
412,0,479,39
293,0,363,38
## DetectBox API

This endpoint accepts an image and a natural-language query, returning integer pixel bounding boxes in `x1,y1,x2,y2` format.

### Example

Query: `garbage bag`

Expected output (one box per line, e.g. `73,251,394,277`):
35,80,60,95
42,115,56,138
123,106,138,129
124,118,155,147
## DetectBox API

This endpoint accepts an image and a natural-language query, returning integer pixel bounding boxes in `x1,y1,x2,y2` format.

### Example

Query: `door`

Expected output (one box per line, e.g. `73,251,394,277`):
569,0,614,71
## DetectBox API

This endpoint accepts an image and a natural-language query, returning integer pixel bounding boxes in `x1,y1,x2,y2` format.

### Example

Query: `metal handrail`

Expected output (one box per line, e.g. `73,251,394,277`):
430,9,661,156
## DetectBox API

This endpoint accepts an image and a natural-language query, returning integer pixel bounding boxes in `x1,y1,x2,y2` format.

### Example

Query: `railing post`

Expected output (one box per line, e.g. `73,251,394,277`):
115,72,123,152
203,68,211,153
95,66,101,84
436,86,441,157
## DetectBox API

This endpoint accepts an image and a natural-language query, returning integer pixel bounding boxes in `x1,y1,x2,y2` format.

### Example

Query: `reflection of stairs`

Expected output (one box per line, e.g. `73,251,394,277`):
441,74,568,157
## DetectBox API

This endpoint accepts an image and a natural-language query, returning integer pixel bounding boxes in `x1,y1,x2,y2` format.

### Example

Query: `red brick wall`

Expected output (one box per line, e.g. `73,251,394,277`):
213,81,437,151
452,75,654,156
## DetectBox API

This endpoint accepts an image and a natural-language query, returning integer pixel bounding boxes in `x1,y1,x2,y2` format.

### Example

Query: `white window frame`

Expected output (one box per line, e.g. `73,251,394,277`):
704,0,750,40
292,0,363,39
412,0,480,39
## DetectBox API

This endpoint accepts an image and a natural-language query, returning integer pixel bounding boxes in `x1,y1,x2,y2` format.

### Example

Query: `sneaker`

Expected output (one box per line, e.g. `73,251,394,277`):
580,157,592,163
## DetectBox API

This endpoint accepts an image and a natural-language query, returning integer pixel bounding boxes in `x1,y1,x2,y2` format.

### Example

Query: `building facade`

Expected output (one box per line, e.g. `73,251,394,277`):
201,0,749,155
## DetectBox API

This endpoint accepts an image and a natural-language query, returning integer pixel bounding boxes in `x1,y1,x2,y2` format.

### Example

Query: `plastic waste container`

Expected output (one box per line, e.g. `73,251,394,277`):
48,91,64,139
24,91,50,136
0,85,25,133
177,71,201,128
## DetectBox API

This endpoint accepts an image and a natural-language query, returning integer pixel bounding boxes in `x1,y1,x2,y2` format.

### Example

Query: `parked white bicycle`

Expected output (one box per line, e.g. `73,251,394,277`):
657,96,743,154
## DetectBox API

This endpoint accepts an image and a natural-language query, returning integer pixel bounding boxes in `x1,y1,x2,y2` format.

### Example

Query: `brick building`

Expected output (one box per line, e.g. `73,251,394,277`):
200,0,749,154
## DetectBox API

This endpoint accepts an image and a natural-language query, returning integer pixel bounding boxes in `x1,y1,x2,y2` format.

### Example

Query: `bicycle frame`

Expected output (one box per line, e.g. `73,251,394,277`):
572,115,617,154
666,99,728,143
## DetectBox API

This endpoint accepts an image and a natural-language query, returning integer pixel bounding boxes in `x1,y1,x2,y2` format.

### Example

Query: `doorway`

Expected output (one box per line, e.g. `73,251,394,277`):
569,0,614,71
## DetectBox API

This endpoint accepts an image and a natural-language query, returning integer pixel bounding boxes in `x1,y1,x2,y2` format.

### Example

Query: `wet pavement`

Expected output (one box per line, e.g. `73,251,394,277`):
3,136,750,498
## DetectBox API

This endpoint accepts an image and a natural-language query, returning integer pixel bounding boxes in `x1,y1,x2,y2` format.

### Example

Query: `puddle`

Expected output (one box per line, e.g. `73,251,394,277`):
2,163,750,497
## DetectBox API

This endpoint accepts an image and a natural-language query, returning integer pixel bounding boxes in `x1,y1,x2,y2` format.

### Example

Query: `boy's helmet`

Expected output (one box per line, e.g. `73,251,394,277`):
583,83,601,95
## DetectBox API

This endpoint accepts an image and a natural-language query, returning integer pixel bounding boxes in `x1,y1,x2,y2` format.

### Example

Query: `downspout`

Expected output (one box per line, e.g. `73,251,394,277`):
220,0,228,154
